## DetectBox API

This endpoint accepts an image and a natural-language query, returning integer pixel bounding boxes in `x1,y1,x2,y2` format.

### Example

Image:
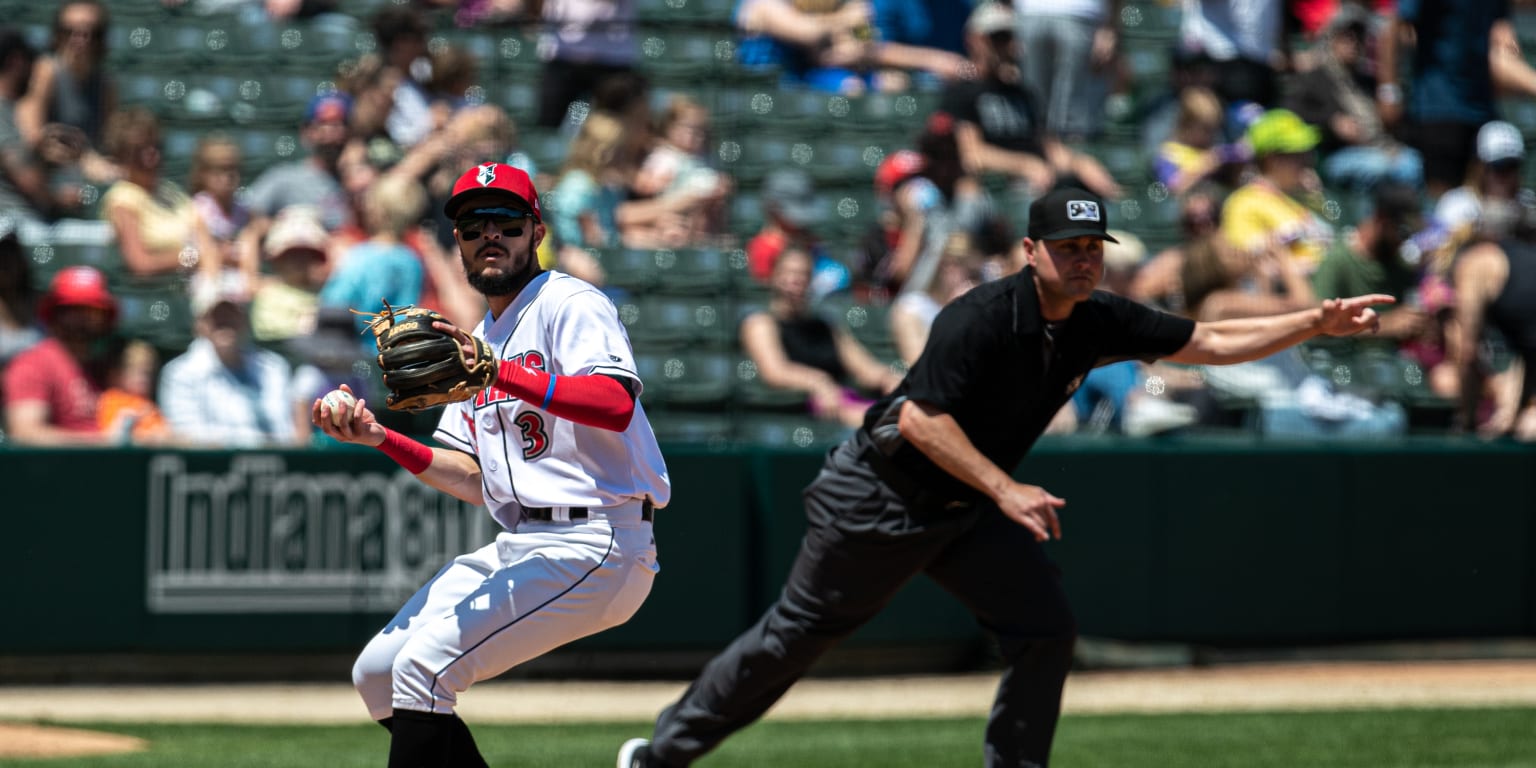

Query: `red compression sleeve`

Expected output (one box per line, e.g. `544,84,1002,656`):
376,428,433,474
497,361,636,432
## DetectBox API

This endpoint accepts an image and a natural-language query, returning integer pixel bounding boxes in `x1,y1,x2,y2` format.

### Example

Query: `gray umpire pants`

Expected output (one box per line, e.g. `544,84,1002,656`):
650,434,1078,768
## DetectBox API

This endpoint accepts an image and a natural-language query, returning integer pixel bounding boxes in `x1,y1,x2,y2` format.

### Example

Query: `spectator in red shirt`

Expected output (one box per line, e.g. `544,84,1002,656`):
747,168,850,301
2,265,118,445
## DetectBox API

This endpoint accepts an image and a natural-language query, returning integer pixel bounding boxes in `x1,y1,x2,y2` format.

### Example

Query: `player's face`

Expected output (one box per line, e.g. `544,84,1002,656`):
454,197,545,296
1029,235,1104,303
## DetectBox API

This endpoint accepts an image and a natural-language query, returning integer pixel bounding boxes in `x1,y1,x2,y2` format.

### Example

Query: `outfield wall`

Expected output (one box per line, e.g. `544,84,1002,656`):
4,437,1533,659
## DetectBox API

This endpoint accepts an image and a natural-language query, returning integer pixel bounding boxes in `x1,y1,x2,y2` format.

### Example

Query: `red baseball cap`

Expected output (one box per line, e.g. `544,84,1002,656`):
874,150,925,196
40,265,117,324
444,162,541,221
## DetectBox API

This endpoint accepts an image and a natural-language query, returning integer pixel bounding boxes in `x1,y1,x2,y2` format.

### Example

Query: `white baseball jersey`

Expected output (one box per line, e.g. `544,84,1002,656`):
433,271,670,530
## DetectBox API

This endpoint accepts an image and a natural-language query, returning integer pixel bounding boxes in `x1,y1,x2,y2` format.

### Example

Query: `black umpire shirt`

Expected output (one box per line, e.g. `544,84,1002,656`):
862,266,1196,505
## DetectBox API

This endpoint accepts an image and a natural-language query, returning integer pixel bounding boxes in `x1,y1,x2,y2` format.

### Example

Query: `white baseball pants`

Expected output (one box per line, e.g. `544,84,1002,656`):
353,512,658,720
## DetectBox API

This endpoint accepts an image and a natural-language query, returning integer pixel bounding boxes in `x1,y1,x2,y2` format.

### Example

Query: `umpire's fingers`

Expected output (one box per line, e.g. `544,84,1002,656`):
1042,505,1062,541
1047,494,1065,540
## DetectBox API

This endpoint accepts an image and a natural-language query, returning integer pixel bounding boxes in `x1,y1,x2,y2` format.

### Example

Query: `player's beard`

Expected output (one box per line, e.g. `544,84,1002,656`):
466,240,540,297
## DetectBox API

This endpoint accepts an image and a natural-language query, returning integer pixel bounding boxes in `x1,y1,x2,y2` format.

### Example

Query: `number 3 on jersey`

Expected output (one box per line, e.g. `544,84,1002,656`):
515,411,550,459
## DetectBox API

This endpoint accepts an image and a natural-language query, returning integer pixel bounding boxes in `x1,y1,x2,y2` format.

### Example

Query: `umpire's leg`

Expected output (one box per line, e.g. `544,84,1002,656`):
649,444,963,766
926,505,1078,768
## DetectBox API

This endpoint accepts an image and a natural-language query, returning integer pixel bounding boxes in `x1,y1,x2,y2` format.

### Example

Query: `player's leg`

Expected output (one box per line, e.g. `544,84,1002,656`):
387,709,485,768
353,547,504,767
645,445,957,766
390,520,658,711
354,548,504,723
925,506,1077,768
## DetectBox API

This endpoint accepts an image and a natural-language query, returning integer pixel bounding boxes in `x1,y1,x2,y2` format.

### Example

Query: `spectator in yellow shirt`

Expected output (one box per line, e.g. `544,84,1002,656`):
1220,108,1334,273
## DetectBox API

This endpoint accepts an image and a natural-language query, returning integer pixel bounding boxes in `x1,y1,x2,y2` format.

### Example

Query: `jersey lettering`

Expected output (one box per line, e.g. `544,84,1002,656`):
515,411,550,459
472,350,549,408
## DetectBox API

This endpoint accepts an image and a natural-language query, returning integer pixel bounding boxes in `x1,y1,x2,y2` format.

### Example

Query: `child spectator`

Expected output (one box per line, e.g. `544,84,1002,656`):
633,94,731,242
1153,86,1248,198
188,135,257,309
250,205,329,344
1219,108,1334,274
319,174,425,344
97,337,172,444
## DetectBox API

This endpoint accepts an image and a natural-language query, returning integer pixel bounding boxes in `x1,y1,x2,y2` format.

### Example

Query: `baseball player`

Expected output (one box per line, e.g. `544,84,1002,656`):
618,187,1393,768
315,163,669,768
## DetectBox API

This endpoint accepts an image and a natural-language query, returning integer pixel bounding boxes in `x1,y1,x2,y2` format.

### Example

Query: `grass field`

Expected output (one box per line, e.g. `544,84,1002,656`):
5,708,1536,767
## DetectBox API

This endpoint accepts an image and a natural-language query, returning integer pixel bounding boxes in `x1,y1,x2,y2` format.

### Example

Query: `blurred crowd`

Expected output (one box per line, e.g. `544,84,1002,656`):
2,0,1536,448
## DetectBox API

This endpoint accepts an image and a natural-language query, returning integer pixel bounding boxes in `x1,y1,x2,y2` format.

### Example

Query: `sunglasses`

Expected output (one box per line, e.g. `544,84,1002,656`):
455,207,530,240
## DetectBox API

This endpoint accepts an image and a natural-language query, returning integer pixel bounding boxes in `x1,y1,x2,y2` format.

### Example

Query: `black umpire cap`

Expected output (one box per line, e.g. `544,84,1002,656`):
1028,187,1120,243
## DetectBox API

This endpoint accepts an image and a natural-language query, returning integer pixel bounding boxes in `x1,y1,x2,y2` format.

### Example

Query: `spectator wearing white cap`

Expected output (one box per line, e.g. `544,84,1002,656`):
250,205,330,344
1433,121,1527,241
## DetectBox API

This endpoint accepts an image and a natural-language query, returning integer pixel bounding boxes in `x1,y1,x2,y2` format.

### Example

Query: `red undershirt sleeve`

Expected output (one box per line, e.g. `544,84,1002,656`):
495,361,636,432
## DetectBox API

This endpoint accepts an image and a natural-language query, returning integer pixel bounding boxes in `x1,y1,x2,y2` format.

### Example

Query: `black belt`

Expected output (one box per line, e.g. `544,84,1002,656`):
524,499,654,522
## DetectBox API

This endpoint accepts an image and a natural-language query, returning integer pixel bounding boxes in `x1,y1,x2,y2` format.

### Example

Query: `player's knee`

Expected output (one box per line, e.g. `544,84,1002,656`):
390,645,466,712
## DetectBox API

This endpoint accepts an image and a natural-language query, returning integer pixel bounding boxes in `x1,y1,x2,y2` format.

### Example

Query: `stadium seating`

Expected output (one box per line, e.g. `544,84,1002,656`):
11,0,1458,446
616,294,735,352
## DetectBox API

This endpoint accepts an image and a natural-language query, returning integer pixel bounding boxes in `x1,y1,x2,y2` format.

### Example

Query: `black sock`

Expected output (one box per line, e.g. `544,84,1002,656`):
449,715,488,768
387,708,457,768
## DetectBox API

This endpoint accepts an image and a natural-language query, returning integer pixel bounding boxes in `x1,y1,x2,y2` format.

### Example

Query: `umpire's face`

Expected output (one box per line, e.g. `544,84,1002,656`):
1026,235,1105,306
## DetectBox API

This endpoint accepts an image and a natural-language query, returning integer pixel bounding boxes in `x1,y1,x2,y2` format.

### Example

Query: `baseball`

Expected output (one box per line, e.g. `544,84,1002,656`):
322,389,357,426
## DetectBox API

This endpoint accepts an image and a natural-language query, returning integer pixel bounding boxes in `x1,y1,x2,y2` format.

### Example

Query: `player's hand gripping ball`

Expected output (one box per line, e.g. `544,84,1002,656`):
321,389,357,426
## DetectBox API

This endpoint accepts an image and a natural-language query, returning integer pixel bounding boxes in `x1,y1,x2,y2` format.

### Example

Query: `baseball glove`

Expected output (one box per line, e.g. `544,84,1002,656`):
357,300,498,412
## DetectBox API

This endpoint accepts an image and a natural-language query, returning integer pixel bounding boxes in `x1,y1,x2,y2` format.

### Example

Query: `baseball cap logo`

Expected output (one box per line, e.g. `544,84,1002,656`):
1067,200,1100,221
476,163,497,187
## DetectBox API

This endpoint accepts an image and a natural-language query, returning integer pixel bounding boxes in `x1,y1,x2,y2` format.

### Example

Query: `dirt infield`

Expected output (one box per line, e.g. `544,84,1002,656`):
0,723,147,758
5,660,1536,758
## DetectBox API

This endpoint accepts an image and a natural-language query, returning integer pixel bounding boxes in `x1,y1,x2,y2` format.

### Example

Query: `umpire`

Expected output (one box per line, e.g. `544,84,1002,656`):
620,187,1393,768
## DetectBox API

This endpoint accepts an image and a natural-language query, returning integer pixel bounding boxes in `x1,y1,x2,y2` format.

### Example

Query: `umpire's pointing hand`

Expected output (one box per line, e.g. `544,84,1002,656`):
1317,294,1396,337
996,482,1066,542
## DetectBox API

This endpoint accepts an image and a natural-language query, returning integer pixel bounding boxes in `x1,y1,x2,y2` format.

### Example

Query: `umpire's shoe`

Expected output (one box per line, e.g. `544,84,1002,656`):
617,738,656,768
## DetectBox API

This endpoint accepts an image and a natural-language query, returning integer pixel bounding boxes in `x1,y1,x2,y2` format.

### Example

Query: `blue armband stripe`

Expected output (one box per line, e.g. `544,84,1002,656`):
541,375,557,410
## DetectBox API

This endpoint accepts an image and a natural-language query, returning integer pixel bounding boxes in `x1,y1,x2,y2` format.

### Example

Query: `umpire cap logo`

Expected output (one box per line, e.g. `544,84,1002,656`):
476,163,497,187
1067,200,1101,222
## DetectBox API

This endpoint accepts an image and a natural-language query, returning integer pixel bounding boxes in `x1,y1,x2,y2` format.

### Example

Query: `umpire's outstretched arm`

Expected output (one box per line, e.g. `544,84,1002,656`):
1166,294,1395,365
